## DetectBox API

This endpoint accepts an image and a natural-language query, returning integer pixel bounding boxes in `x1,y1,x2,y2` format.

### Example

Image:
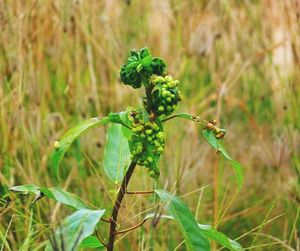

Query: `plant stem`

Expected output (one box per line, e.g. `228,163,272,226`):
115,218,148,235
126,190,154,195
107,161,137,251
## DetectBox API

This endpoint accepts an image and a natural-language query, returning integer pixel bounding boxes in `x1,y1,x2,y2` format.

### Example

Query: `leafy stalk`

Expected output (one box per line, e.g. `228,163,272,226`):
107,161,137,251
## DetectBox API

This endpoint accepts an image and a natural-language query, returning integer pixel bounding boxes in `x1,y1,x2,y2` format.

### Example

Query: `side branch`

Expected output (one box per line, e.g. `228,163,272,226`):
115,219,148,235
126,190,154,195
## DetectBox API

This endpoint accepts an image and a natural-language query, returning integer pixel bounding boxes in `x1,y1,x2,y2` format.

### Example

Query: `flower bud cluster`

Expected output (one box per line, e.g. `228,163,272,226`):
120,48,166,89
151,75,183,116
127,110,165,178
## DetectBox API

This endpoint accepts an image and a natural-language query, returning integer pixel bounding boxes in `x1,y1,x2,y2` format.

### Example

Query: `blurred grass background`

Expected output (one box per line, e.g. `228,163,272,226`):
0,0,299,250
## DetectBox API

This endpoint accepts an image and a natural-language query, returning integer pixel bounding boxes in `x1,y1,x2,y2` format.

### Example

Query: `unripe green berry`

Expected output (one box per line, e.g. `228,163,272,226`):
145,129,153,135
157,147,164,153
162,91,169,97
158,106,164,112
154,140,160,147
147,157,153,163
167,105,172,111
156,131,164,140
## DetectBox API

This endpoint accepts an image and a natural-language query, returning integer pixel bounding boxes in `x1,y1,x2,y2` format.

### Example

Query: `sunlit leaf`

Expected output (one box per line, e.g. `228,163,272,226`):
10,185,88,209
80,236,104,249
46,209,105,251
201,130,243,187
50,117,110,178
197,224,243,251
9,184,40,195
41,187,88,209
144,213,243,251
155,189,210,251
103,124,131,183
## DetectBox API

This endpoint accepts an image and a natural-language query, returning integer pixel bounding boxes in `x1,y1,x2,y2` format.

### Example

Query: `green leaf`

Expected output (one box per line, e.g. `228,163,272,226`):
197,224,243,251
80,236,104,249
201,130,243,188
41,187,88,209
46,209,105,251
143,213,243,251
9,184,40,195
103,124,131,183
10,185,88,209
155,189,210,251
50,117,110,178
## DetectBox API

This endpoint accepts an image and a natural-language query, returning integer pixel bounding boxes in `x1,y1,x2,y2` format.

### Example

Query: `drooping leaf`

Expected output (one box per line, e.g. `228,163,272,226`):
155,189,210,251
80,236,104,249
201,130,243,187
46,209,105,251
143,213,243,251
197,224,243,251
50,117,110,178
10,185,88,209
103,124,131,183
161,113,243,188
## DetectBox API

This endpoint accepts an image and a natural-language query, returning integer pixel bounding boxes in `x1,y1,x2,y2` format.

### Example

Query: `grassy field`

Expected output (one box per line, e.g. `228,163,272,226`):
0,0,299,250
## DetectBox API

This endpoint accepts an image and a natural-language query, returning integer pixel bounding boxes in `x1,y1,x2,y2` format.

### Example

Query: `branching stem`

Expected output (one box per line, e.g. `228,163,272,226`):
107,161,137,251
101,217,112,223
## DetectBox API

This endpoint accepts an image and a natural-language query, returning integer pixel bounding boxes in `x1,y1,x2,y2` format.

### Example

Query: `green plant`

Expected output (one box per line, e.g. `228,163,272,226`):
9,48,243,251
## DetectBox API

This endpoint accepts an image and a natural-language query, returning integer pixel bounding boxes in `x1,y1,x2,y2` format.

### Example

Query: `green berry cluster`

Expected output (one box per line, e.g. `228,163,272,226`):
120,48,166,89
127,110,165,178
150,75,183,116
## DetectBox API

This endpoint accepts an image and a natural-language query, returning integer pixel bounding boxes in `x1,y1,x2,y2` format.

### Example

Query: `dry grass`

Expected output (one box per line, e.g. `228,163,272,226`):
0,0,299,250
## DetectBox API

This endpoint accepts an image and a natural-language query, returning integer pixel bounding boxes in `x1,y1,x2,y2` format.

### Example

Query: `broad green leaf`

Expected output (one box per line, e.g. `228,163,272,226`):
103,124,131,183
155,189,210,251
144,213,243,251
50,117,110,178
197,224,243,251
46,209,105,251
80,236,104,249
40,187,88,209
10,185,88,209
201,130,243,188
9,184,40,195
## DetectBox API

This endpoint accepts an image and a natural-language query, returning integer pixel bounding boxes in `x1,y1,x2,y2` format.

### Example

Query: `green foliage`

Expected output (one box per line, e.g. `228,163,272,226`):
50,117,110,178
45,209,105,251
10,185,88,209
80,236,104,249
155,190,243,251
201,129,243,187
197,224,243,251
155,189,210,250
145,214,243,250
120,47,166,89
9,184,40,195
103,124,131,183
8,47,245,251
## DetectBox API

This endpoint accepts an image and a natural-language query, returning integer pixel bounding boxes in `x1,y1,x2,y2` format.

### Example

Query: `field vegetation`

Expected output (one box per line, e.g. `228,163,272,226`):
0,0,299,250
